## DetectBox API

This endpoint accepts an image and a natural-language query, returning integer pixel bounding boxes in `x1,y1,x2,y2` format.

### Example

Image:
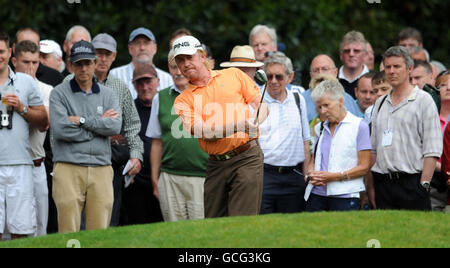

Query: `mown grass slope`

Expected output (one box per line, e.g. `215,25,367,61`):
1,211,448,248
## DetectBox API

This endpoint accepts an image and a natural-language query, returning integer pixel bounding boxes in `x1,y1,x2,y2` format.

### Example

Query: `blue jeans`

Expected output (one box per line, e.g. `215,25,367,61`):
306,193,360,212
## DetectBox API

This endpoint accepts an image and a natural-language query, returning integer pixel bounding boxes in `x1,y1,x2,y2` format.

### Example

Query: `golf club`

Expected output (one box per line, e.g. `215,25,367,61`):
253,70,268,125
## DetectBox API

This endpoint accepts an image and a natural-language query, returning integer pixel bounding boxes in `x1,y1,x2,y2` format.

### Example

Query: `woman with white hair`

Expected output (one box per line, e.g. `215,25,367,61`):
306,80,372,211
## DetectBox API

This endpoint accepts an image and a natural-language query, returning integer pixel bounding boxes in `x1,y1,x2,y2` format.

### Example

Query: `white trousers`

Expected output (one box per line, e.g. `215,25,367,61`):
32,164,48,236
158,172,205,222
0,165,36,235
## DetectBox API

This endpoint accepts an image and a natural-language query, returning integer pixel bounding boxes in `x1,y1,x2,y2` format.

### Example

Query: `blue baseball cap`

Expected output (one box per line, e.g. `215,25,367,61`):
129,27,156,43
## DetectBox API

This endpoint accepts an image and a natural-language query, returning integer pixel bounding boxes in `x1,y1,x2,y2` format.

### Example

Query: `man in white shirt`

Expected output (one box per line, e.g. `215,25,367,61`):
258,53,311,214
111,27,173,99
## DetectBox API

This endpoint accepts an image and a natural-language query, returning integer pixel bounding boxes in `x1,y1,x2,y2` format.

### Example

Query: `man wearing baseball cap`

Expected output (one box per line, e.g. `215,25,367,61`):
50,40,122,233
111,27,173,100
39,39,64,73
62,33,144,227
173,36,269,218
117,63,165,225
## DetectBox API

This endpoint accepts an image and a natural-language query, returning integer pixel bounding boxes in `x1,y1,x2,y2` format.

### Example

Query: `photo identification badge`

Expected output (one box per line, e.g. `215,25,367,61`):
382,129,393,147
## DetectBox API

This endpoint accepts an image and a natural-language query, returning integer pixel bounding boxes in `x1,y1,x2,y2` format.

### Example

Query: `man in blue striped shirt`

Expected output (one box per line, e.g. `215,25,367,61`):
111,27,173,99
258,53,311,214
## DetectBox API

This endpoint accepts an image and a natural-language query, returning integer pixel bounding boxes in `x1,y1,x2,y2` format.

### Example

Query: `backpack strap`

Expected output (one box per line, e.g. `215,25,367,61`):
377,94,388,114
313,121,325,156
293,92,302,120
293,92,305,141
369,94,388,135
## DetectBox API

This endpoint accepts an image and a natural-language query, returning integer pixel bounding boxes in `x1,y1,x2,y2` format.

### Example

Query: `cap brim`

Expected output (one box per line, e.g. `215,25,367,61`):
129,34,155,43
70,55,97,63
93,44,116,53
173,48,199,59
133,74,154,83
40,48,53,54
220,61,264,68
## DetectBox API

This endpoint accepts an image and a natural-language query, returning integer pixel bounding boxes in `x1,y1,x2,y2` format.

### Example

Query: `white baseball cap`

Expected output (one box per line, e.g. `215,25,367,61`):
171,36,204,61
40,40,63,57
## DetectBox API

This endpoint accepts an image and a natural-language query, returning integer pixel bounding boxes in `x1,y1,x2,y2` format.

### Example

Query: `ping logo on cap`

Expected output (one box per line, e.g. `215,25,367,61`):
174,41,191,50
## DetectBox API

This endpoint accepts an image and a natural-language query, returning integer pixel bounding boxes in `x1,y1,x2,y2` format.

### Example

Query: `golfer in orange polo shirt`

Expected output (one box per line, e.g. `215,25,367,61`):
172,36,269,218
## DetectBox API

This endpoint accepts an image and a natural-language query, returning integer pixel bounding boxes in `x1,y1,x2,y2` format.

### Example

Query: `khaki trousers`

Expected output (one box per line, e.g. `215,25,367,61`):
53,163,114,233
158,172,205,222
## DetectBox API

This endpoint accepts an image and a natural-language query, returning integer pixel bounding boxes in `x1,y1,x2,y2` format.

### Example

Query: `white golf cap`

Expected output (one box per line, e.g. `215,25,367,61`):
40,40,63,57
171,35,203,61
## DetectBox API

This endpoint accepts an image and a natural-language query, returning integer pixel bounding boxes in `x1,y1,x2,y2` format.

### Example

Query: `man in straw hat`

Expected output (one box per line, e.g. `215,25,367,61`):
220,45,263,81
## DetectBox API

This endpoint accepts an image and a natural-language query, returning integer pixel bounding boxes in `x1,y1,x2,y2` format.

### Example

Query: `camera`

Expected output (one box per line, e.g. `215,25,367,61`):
0,110,13,130
0,93,13,130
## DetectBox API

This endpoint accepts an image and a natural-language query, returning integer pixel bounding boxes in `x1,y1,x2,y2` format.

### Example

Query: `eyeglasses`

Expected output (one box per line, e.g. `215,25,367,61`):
267,74,285,82
310,67,336,74
341,48,364,55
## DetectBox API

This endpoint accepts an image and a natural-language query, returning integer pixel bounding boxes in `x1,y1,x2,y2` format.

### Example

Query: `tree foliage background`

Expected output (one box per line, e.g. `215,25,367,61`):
0,0,448,87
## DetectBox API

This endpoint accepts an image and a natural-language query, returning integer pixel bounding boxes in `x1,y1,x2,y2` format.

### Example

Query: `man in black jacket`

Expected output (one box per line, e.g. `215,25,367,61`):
338,31,369,99
13,28,63,87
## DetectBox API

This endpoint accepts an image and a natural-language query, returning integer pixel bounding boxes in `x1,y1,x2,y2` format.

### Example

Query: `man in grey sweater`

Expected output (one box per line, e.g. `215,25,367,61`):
49,40,122,233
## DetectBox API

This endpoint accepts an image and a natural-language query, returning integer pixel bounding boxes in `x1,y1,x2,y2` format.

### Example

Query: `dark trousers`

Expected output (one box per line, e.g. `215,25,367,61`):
372,172,431,211
204,145,264,218
121,178,163,225
110,165,124,227
260,167,306,214
306,194,360,212
46,163,58,234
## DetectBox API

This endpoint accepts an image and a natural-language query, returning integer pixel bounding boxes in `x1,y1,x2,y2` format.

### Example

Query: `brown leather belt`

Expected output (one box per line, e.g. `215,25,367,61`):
110,135,128,145
33,158,45,167
209,140,258,161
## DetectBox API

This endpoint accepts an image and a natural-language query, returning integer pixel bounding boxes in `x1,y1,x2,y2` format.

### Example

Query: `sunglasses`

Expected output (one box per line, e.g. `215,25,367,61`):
267,74,285,82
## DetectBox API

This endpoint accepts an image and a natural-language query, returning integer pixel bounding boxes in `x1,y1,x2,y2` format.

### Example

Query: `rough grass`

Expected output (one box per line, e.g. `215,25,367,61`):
1,211,448,248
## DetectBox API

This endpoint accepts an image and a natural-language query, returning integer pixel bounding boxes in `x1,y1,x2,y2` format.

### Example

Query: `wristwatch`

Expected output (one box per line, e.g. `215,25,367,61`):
19,105,28,116
421,181,431,191
79,117,86,126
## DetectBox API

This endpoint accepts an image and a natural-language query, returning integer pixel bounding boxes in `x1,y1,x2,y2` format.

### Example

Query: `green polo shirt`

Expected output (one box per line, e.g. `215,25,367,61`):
158,87,208,177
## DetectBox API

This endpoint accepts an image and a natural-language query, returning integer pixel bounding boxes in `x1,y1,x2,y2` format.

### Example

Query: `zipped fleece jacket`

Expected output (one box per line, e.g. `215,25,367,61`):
50,78,122,166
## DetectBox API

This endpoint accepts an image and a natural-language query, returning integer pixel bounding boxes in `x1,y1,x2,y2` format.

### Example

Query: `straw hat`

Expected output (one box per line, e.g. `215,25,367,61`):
220,45,264,68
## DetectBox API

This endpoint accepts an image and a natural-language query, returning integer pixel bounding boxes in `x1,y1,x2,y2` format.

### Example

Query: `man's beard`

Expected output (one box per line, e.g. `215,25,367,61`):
135,53,152,64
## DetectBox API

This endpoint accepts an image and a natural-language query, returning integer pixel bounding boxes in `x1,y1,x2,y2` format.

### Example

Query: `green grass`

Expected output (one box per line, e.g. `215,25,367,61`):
1,211,448,248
